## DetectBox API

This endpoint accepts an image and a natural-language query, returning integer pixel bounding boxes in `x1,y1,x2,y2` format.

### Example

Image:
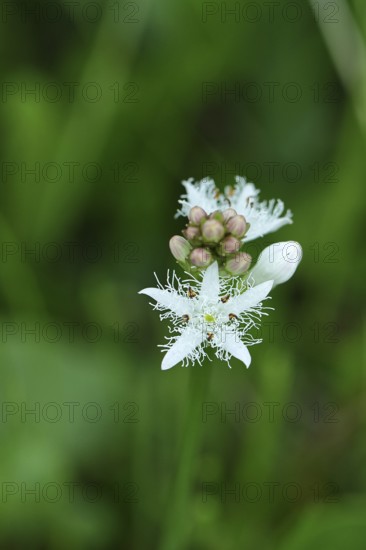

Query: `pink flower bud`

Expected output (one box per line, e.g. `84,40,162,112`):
222,208,237,222
188,206,207,225
219,236,241,255
226,215,247,239
169,236,191,262
209,210,225,224
225,252,252,275
201,219,225,243
189,248,213,267
183,226,201,241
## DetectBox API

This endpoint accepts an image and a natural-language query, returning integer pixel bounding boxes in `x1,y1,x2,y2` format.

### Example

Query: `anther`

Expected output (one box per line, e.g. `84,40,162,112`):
187,287,197,298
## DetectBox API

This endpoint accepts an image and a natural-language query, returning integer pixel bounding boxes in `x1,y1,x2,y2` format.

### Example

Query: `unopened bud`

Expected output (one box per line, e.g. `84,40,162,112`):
209,210,225,224
222,208,237,222
189,248,213,267
188,206,207,225
226,215,247,239
201,219,225,243
225,252,252,275
183,226,201,241
219,236,241,255
169,236,191,262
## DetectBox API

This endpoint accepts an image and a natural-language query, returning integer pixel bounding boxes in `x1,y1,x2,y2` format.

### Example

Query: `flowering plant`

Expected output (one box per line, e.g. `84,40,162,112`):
139,176,302,369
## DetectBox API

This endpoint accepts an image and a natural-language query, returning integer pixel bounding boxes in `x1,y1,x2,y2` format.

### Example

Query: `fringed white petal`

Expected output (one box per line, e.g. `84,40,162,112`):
138,288,191,316
229,176,260,208
175,178,218,218
240,199,293,242
221,332,252,368
200,261,220,302
161,328,204,370
223,280,273,316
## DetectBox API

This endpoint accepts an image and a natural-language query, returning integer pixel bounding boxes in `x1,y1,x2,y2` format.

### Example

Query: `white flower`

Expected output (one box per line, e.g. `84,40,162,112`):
176,175,293,242
139,262,273,370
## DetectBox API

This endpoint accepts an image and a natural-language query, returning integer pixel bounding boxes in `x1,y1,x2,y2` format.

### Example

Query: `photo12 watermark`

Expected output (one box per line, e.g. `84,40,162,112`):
1,401,140,424
201,401,340,424
201,81,342,104
201,480,341,503
201,2,340,24
0,241,140,264
0,321,140,344
200,161,340,185
1,481,139,503
1,81,140,104
1,161,139,184
1,1,141,24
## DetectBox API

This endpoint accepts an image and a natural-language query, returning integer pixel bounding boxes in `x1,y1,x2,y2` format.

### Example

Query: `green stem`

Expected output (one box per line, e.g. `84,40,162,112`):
160,367,211,550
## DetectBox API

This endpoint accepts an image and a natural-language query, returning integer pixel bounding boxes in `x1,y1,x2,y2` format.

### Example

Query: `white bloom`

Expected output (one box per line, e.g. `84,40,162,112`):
139,262,273,370
176,175,293,242
250,241,302,287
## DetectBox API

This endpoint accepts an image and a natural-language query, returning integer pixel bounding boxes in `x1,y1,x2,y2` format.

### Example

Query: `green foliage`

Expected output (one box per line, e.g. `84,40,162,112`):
0,0,365,548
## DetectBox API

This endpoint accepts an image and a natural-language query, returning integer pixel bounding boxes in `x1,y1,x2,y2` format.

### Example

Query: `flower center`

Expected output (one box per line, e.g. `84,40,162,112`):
204,313,216,323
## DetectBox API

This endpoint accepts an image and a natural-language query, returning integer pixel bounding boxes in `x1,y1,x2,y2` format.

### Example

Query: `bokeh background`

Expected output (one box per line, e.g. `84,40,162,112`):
0,0,365,548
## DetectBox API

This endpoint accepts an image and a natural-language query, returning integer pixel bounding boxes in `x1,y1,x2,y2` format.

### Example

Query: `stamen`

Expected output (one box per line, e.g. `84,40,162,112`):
187,287,197,298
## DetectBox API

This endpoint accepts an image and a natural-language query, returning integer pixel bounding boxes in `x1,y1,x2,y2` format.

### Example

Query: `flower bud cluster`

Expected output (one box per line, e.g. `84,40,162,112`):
169,206,252,275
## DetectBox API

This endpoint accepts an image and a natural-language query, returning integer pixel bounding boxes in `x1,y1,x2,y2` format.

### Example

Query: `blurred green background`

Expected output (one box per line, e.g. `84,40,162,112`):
0,0,365,548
